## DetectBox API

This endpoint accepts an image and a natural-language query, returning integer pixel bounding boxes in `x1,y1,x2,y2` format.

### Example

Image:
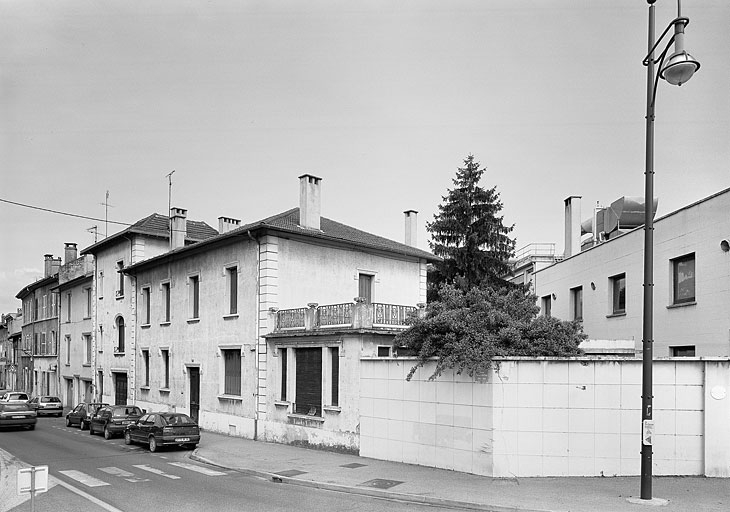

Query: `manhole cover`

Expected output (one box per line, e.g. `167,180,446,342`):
358,478,404,490
340,463,367,469
275,469,308,477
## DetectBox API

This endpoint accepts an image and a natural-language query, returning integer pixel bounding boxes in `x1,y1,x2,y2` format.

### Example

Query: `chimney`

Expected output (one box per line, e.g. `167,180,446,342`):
64,243,78,264
299,174,322,230
218,216,241,234
44,254,54,277
170,207,188,250
564,196,582,258
404,210,418,247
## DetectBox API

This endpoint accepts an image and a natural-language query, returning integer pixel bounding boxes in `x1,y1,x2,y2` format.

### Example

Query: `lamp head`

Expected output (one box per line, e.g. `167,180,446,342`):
660,50,700,86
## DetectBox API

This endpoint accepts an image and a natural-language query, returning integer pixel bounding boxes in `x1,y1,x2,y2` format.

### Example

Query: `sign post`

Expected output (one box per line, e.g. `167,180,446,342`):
17,465,49,512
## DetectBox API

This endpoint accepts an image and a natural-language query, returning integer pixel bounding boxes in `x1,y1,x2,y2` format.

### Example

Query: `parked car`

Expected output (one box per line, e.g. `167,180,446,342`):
0,391,30,403
0,402,37,430
66,402,108,429
124,412,200,452
89,405,144,439
27,396,63,417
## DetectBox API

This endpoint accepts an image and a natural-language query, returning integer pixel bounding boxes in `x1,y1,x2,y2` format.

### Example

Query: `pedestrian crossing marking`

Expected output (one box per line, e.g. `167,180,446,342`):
58,470,110,487
168,462,227,476
133,464,181,479
98,466,150,483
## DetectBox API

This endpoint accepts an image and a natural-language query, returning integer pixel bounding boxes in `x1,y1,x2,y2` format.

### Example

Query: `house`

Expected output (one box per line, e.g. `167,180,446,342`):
534,189,730,357
15,255,61,395
53,243,95,408
80,209,218,405
122,174,437,451
1,310,23,391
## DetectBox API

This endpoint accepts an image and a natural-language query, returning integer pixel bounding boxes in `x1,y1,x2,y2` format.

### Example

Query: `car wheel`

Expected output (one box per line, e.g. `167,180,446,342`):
186,444,198,450
89,424,95,435
65,417,71,427
80,420,88,430
149,436,158,452
28,424,35,430
124,431,132,445
104,426,112,440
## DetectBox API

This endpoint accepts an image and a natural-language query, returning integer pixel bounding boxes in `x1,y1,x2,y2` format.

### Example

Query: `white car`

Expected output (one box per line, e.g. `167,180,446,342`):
0,391,30,404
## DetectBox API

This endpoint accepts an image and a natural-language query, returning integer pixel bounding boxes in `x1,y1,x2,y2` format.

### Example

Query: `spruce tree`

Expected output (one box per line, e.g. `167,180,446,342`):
428,155,515,292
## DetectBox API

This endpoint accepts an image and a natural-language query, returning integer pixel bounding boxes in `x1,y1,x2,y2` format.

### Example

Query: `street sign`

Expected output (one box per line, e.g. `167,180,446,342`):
17,466,49,495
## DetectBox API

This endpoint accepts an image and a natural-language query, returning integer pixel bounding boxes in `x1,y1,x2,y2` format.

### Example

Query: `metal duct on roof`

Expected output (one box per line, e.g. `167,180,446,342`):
605,196,658,233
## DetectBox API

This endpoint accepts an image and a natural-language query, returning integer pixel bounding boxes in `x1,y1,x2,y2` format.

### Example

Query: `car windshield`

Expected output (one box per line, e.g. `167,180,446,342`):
162,414,195,426
113,407,142,417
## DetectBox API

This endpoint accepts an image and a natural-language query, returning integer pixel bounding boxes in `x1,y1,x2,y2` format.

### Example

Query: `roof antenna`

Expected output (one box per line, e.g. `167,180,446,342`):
87,225,98,243
100,190,114,238
166,170,175,236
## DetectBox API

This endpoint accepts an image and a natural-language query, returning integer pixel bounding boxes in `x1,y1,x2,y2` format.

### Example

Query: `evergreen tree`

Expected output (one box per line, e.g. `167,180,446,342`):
428,155,516,293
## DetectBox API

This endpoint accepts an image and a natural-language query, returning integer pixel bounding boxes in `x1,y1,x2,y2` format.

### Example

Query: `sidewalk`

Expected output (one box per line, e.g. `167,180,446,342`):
191,431,727,512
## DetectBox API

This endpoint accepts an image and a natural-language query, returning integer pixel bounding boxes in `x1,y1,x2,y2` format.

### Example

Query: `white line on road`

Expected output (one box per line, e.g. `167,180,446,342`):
168,462,227,476
58,470,110,487
98,466,150,482
53,477,124,512
133,464,181,479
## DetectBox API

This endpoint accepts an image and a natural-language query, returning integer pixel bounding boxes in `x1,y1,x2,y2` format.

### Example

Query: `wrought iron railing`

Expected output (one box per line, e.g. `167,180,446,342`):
276,308,306,329
317,303,352,327
373,303,417,326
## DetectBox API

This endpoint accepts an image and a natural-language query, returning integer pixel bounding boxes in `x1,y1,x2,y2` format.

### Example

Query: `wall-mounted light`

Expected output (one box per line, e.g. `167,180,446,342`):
590,282,596,291
551,293,557,300
721,239,729,252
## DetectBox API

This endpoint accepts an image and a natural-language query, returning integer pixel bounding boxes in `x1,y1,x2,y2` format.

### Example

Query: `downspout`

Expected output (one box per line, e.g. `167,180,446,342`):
247,230,260,440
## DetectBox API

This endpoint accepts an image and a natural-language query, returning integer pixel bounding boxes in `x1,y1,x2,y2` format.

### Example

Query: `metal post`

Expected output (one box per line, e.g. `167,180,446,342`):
641,0,656,501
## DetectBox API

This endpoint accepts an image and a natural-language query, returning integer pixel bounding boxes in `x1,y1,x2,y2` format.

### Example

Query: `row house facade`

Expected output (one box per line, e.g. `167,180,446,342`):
1,310,23,390
15,255,61,395
122,174,436,451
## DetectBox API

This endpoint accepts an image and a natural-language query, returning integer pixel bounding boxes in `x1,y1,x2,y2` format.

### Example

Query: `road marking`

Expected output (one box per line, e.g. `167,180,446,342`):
98,466,150,482
53,476,124,512
58,470,110,487
133,464,181,479
168,462,227,476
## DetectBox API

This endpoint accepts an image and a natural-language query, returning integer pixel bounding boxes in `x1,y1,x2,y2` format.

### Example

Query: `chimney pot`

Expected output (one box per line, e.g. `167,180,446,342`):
299,174,322,230
170,207,188,250
564,196,582,258
64,243,78,264
218,216,241,234
404,210,418,247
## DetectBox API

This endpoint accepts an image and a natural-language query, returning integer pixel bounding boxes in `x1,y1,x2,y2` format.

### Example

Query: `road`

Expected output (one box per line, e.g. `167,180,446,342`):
1,416,442,512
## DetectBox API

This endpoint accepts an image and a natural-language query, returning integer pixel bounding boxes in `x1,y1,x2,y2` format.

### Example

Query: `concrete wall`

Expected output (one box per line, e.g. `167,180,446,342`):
534,190,730,357
360,357,730,477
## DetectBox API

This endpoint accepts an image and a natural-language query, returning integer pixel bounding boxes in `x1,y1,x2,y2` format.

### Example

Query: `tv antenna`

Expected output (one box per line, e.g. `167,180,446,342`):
100,190,114,238
88,225,98,243
166,170,175,235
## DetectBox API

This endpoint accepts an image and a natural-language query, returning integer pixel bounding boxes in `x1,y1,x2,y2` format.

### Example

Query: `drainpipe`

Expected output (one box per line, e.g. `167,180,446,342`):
247,230,260,440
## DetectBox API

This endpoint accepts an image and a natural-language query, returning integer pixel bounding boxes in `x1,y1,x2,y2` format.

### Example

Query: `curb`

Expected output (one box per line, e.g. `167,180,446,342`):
189,449,561,512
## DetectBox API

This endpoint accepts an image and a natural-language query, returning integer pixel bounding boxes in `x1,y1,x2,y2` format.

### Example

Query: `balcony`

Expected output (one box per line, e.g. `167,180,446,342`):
272,299,425,332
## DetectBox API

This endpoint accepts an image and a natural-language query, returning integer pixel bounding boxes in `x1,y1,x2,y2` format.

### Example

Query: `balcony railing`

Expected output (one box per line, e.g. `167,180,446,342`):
273,300,423,332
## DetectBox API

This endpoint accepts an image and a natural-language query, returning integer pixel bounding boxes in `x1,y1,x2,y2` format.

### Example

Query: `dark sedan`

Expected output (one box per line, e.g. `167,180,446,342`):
125,412,200,452
0,402,37,430
66,402,108,429
27,395,63,417
89,405,144,439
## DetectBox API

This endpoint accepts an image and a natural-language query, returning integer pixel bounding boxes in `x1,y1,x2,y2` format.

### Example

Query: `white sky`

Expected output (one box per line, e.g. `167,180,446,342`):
1,0,729,314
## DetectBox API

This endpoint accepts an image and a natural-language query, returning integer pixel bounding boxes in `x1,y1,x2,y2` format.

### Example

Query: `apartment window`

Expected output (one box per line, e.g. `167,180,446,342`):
66,292,72,322
51,293,57,317
672,253,695,305
671,345,696,357
610,273,626,314
162,282,171,322
189,275,200,319
98,271,104,299
377,346,391,357
50,331,56,355
116,261,125,297
161,349,170,389
541,295,552,317
294,347,322,416
222,349,241,396
330,347,339,407
84,334,92,364
141,287,151,325
65,335,71,365
34,298,39,321
41,332,47,355
571,286,583,321
280,348,287,401
358,274,373,304
42,295,47,319
84,287,92,318
142,349,150,387
227,266,238,315
98,370,104,398
116,316,125,353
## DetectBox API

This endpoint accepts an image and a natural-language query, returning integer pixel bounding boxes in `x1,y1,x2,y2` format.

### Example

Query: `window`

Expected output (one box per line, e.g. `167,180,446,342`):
672,253,695,305
162,282,171,322
222,349,241,396
189,275,200,319
294,347,322,416
84,287,92,318
142,349,150,387
51,293,57,317
98,271,104,299
84,334,92,364
50,331,56,355
377,346,391,357
330,347,339,407
65,335,71,365
610,273,626,314
358,274,373,304
116,261,125,297
571,286,583,321
116,317,125,353
66,292,72,322
671,345,696,357
141,287,151,325
42,295,47,319
98,370,104,398
541,295,552,317
34,298,39,321
227,266,238,315
161,349,170,388
280,348,287,401
41,332,46,355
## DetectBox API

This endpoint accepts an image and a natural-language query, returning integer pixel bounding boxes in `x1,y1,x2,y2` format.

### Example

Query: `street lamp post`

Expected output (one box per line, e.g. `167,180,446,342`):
640,0,699,501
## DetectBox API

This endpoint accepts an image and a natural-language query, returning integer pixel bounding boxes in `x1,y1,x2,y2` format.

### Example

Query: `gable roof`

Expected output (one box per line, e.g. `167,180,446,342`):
125,207,438,273
81,213,218,255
